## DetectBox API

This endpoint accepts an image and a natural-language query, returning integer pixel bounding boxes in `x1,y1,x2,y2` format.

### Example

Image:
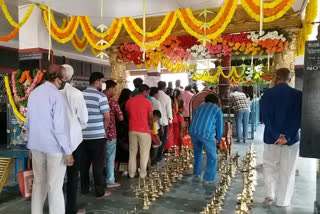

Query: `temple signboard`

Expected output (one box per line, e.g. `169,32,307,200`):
300,40,320,159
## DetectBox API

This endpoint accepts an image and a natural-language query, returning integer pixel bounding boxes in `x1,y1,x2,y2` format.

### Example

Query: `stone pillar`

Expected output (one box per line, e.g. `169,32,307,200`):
272,31,298,87
19,5,49,50
108,47,127,100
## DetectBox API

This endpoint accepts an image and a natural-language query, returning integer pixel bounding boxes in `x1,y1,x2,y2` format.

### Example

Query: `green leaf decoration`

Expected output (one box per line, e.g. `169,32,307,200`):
200,23,210,30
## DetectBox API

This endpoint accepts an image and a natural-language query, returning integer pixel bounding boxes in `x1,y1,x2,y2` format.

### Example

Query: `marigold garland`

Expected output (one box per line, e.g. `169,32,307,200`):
18,70,32,83
84,16,121,38
0,0,34,28
71,33,88,52
4,76,26,122
80,16,122,50
183,2,228,28
42,10,80,43
122,12,177,50
176,0,237,41
36,1,295,56
12,70,45,104
60,18,89,52
40,5,79,35
296,0,318,56
127,12,173,37
240,0,295,22
192,66,263,84
0,27,19,42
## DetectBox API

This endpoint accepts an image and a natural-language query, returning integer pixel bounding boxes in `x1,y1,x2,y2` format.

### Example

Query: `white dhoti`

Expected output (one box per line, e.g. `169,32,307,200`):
263,143,299,206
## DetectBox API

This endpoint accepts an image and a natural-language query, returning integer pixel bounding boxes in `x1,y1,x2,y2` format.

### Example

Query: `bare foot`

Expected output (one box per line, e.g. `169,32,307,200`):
107,183,121,188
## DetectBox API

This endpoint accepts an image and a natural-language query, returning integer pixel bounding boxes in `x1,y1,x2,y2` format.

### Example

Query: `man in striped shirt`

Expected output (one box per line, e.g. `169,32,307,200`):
189,94,223,183
80,72,110,198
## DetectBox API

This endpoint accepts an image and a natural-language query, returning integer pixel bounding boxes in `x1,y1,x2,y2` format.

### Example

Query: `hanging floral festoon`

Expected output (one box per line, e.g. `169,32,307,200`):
0,0,34,41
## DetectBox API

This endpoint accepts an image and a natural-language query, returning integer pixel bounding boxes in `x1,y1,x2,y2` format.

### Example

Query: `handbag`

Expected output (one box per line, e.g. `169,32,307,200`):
17,158,33,199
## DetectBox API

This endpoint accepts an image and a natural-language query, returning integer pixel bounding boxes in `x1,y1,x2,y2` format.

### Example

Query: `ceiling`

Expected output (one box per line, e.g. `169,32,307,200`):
27,0,307,25
0,0,310,64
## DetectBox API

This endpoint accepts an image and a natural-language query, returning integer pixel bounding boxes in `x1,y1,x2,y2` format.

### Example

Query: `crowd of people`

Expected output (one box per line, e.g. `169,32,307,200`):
26,64,200,214
25,64,301,214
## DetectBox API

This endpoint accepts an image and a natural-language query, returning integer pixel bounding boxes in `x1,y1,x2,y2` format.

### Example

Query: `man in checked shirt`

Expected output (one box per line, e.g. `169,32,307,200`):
229,88,250,143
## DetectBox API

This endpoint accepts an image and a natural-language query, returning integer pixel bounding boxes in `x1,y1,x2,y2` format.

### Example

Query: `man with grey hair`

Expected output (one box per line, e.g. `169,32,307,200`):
27,64,73,214
61,64,88,214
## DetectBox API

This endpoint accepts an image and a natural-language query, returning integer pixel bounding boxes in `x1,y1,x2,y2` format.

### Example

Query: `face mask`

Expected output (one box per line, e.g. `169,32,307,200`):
102,83,106,91
60,81,67,90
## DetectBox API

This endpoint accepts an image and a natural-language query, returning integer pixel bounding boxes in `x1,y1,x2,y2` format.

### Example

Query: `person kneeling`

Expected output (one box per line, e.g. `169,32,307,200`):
189,94,223,183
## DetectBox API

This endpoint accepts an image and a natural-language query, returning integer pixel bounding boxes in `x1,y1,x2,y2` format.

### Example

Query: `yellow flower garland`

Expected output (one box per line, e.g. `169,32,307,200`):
127,12,173,37
240,0,295,22
184,0,230,28
122,13,177,50
4,76,26,122
80,18,123,50
43,10,80,43
296,0,318,56
71,33,88,52
219,66,243,78
176,0,237,41
193,66,244,82
0,0,35,28
85,16,120,38
40,5,79,35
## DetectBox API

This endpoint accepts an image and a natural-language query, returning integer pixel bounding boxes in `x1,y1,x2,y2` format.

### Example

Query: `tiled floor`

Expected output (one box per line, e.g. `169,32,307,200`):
0,125,317,214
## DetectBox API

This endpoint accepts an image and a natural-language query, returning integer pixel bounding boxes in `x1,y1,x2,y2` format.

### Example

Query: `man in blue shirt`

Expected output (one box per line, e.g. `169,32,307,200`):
189,94,223,183
261,68,302,207
27,64,74,214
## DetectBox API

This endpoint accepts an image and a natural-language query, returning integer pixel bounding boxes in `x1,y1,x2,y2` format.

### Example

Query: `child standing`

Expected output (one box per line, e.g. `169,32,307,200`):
150,110,162,166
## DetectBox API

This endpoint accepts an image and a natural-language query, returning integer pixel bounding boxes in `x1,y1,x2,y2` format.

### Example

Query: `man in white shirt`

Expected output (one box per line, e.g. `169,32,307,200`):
61,64,88,214
156,81,173,161
150,87,163,122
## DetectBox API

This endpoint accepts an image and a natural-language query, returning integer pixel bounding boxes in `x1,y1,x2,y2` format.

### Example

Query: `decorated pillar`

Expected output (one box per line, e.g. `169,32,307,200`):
218,56,231,106
108,46,127,100
272,31,298,87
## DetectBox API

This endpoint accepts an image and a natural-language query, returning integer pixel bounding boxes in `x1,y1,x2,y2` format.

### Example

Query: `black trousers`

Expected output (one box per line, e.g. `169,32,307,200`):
79,138,106,197
66,146,80,214
157,125,168,161
150,147,158,166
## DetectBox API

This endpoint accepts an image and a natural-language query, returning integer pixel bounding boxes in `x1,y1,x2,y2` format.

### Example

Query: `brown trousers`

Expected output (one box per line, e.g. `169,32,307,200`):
128,131,151,178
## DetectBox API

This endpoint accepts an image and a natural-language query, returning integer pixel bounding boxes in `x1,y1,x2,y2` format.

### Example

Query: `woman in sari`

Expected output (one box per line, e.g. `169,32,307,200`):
165,90,186,152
